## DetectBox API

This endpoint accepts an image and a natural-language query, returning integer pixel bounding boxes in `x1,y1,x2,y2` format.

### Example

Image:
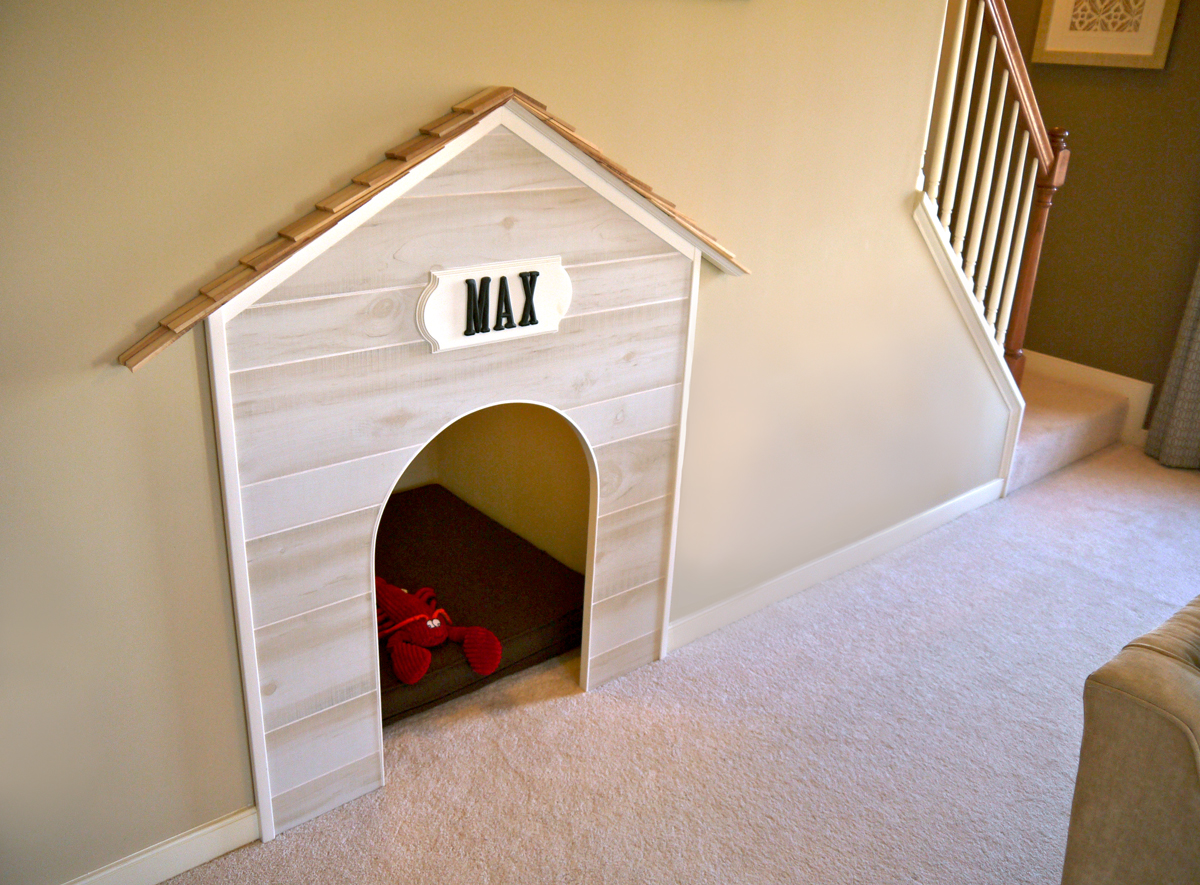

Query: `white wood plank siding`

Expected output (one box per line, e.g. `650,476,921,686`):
590,495,672,604
257,186,670,305
589,579,665,655
231,299,689,485
214,123,704,836
224,252,692,373
564,384,683,447
254,593,378,732
265,691,381,797
587,631,659,686
246,507,380,627
594,426,678,516
270,753,383,834
241,446,420,541
404,125,583,198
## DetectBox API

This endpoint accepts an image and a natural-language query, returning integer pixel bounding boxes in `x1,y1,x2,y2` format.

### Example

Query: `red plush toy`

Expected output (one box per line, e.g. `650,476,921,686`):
375,577,502,685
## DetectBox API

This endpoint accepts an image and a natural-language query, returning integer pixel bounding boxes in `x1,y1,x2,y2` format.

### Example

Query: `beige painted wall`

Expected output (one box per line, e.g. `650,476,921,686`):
398,404,591,574
0,1,1009,882
1006,0,1200,390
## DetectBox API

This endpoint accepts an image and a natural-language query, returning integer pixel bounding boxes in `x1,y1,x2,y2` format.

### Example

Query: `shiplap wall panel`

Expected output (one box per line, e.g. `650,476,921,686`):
258,186,669,305
265,692,380,796
214,124,701,837
588,631,659,687
590,495,672,604
227,284,424,373
231,300,689,484
404,125,582,199
566,253,692,318
246,507,379,628
254,593,377,732
564,384,683,447
225,251,692,374
594,427,678,516
589,579,665,656
241,446,420,541
270,753,383,834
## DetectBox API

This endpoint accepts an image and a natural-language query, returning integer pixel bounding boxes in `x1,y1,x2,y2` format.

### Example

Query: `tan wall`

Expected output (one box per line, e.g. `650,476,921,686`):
0,2,1009,882
414,404,591,575
1007,0,1200,389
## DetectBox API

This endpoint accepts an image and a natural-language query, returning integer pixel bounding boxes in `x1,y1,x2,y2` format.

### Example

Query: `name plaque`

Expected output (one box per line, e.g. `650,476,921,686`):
416,256,572,353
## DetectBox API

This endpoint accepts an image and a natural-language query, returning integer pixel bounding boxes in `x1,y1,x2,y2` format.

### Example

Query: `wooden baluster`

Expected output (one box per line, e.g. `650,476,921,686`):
964,70,1010,284
983,124,1026,319
993,154,1041,345
1003,128,1069,384
940,0,987,232
953,35,997,257
926,0,971,202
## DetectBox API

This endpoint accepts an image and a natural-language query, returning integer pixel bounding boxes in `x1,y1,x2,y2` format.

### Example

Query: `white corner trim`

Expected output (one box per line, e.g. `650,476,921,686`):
666,478,1004,652
912,190,1024,494
61,807,258,885
1023,350,1153,447
205,317,275,841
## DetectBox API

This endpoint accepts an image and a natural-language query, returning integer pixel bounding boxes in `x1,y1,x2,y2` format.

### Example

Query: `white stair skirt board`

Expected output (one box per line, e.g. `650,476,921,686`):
667,478,1004,651
1023,350,1153,447
61,807,258,885
912,191,1024,494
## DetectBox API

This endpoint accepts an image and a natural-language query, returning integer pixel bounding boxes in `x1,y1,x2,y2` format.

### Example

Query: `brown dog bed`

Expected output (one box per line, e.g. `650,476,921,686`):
374,484,584,723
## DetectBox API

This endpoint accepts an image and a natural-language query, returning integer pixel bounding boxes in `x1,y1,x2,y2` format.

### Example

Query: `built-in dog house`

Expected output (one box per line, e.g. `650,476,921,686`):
119,87,745,840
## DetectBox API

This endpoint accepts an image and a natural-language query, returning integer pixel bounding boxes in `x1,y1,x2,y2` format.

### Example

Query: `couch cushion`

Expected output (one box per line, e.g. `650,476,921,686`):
1126,594,1200,673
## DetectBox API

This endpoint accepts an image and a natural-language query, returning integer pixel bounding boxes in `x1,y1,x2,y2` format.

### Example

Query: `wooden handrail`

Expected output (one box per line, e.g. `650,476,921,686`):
984,0,1053,170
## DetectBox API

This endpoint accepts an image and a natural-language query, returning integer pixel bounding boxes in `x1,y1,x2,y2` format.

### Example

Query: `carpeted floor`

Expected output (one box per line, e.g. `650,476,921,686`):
170,445,1200,885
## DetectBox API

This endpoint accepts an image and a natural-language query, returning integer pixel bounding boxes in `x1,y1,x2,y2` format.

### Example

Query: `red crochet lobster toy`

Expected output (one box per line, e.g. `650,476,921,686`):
375,577,502,685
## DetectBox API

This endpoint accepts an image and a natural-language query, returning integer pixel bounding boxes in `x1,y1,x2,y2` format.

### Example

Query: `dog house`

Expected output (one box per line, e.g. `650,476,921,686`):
119,87,746,840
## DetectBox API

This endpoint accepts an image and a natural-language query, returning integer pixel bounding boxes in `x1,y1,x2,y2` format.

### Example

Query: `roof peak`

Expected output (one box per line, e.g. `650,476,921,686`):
120,86,745,371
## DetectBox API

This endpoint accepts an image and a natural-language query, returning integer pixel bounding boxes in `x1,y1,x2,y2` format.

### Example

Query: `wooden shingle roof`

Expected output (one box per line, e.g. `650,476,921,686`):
119,86,747,371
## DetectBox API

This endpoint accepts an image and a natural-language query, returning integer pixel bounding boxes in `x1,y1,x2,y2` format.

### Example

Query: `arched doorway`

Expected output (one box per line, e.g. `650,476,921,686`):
372,402,596,723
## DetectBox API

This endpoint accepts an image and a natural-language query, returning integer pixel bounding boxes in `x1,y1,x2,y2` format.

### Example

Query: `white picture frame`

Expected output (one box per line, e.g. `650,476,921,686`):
1032,0,1181,68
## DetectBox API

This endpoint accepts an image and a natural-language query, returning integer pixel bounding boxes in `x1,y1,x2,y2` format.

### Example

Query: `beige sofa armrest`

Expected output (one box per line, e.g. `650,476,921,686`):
1062,647,1200,885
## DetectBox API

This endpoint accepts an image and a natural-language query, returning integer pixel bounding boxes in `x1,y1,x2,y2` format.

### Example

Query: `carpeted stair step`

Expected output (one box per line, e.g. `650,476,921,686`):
1008,372,1129,493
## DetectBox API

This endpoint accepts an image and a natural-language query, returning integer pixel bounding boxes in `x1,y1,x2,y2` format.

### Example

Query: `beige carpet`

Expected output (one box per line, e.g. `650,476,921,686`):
1008,373,1128,493
170,446,1200,885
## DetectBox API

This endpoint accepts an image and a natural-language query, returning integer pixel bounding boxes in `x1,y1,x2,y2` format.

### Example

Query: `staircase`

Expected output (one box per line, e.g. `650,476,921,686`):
916,0,1078,488
1007,370,1129,493
918,0,1070,386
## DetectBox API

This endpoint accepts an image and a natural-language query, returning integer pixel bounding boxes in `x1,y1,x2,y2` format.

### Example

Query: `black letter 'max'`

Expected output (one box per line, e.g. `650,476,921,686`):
518,271,540,326
464,277,491,336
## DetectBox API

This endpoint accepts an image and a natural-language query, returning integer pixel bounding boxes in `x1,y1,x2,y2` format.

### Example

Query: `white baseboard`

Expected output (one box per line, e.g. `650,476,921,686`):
1023,350,1153,448
62,807,259,885
666,478,1004,652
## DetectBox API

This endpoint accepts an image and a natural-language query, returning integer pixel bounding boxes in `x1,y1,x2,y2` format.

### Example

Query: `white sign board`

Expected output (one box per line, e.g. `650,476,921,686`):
416,256,572,353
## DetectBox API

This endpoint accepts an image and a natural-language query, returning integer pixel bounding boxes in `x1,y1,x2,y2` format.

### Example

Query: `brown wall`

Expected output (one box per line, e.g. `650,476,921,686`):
1007,0,1200,389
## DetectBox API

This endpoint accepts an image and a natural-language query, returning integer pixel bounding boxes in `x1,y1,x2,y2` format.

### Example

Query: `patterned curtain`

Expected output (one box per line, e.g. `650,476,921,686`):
1146,258,1200,469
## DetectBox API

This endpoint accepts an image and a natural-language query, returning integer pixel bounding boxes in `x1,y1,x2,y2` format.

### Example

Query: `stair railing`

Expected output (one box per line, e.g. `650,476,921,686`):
922,0,1069,385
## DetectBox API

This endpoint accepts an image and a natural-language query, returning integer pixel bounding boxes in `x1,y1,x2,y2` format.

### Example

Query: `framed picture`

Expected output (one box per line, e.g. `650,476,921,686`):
1032,0,1182,68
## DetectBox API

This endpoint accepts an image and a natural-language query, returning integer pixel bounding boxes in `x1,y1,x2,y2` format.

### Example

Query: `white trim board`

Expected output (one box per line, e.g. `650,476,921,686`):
912,191,1024,495
61,807,258,885
206,317,276,839
666,478,1004,652
1023,350,1153,447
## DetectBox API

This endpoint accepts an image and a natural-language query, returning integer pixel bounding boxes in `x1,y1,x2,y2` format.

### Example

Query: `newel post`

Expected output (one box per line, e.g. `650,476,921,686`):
1004,128,1069,386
